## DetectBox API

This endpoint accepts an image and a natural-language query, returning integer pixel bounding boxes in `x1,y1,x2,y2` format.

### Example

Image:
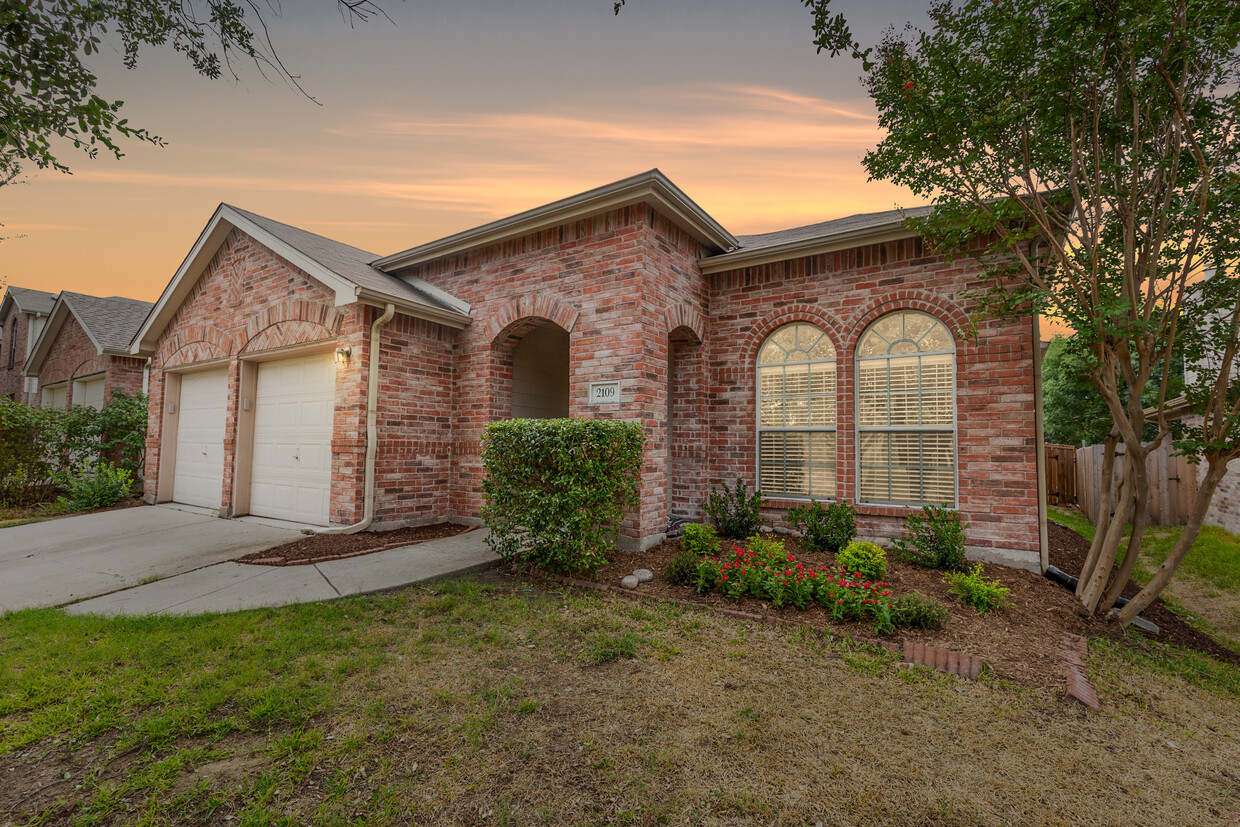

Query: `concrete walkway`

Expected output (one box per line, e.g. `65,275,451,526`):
65,527,499,616
0,505,301,612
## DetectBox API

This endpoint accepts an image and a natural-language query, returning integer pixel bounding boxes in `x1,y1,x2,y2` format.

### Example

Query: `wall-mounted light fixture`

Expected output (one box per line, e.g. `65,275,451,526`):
334,346,352,363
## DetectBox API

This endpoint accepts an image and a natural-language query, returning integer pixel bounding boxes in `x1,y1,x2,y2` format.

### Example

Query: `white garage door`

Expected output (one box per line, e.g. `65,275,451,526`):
249,352,335,525
172,368,228,509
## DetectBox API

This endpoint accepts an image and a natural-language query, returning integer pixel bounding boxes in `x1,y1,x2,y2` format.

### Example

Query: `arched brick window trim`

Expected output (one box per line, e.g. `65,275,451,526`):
844,292,972,361
742,306,844,367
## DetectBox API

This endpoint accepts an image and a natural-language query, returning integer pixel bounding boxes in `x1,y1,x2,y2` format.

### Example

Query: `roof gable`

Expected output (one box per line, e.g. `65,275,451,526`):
23,291,153,376
374,169,739,272
1,286,58,324
131,205,473,355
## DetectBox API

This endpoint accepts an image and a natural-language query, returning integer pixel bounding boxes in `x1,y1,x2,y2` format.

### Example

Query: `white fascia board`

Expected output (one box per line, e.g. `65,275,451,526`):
130,206,234,355
22,297,69,376
373,170,738,272
699,223,917,275
347,288,473,330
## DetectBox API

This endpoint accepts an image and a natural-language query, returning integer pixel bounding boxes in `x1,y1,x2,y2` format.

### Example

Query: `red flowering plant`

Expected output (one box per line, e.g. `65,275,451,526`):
813,567,895,634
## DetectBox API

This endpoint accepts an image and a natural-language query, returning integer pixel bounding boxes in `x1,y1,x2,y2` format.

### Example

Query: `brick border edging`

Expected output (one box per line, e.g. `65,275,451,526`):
240,524,479,567
1060,634,1101,710
547,574,984,682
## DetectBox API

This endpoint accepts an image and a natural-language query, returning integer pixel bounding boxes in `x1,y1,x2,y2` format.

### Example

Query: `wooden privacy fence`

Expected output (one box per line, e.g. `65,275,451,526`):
1076,441,1199,526
1045,444,1078,506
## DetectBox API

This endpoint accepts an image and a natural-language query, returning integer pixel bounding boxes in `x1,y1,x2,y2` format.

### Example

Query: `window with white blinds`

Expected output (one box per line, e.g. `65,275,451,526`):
857,311,956,505
757,322,836,499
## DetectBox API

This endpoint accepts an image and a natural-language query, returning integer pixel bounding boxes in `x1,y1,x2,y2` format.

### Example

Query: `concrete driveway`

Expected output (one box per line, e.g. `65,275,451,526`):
0,506,301,612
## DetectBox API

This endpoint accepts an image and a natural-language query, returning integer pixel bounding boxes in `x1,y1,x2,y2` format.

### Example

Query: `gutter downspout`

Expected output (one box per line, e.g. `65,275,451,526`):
319,302,395,535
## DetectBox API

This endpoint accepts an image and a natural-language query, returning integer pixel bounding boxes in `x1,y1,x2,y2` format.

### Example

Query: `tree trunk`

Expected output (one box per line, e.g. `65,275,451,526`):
1080,450,1139,614
1099,466,1149,613
1077,433,1119,596
1116,458,1227,627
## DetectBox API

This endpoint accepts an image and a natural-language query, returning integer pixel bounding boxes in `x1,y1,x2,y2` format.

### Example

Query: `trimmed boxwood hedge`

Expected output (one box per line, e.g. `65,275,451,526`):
480,417,645,574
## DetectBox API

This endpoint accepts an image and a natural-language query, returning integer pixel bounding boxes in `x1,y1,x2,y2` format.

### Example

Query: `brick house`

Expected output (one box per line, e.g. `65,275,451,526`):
0,286,57,403
132,171,1047,571
23,292,152,410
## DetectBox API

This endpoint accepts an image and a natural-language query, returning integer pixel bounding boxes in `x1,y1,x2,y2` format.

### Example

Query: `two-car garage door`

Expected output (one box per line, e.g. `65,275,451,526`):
170,352,334,525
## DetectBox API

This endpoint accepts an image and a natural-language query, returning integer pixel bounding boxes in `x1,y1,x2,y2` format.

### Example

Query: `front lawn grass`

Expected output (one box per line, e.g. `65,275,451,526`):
2,576,1238,825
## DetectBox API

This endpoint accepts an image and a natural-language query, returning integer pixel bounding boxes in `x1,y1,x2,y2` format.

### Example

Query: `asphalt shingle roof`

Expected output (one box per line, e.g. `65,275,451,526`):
733,204,934,252
225,206,464,315
4,286,58,315
62,292,154,353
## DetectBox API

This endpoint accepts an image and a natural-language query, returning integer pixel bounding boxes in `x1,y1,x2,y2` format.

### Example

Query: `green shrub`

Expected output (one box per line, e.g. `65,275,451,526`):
680,523,720,557
944,563,1012,613
702,477,766,539
59,462,133,510
745,532,786,565
836,540,887,580
785,498,856,553
889,505,969,571
890,591,950,630
0,393,148,507
480,418,645,574
666,549,699,586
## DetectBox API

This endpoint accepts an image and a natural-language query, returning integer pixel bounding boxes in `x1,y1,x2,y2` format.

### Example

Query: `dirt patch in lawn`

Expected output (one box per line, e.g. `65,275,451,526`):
586,525,1240,690
233,522,473,566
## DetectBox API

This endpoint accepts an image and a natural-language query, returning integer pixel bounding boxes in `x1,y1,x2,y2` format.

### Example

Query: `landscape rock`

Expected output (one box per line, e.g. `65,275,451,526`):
632,569,654,583
619,575,640,590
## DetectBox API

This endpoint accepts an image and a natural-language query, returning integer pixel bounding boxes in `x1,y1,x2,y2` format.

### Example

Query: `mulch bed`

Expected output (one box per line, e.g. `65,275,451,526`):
233,522,472,566
580,524,1239,690
1046,520,1240,666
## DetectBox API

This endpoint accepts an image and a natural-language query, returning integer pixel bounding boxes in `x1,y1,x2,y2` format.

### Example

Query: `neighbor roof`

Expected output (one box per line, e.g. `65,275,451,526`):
23,291,154,376
1,285,58,321
699,204,935,274
131,204,474,355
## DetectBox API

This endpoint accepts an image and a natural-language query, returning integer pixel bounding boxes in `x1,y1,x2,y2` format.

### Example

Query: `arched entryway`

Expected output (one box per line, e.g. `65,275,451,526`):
494,318,570,419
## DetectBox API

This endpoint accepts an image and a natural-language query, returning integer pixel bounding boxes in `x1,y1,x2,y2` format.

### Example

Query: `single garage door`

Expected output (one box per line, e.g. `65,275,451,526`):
249,352,335,525
172,368,228,509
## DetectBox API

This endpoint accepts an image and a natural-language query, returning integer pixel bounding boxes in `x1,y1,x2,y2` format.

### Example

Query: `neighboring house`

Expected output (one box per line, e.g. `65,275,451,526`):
131,170,1046,571
0,286,58,403
23,292,153,411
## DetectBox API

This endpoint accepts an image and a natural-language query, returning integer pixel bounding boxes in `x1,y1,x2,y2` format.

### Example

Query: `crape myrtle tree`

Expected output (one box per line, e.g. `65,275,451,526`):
0,1,393,183
804,0,1240,627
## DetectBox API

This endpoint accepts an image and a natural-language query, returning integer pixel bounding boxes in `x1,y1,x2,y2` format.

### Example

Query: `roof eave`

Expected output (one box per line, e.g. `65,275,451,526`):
350,287,473,330
373,170,738,273
700,221,917,275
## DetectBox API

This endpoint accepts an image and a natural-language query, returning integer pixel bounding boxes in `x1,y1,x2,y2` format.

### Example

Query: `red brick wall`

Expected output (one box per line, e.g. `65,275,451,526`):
371,312,456,527
0,310,32,402
104,356,146,401
37,312,106,407
706,237,1040,568
399,204,708,548
145,228,371,522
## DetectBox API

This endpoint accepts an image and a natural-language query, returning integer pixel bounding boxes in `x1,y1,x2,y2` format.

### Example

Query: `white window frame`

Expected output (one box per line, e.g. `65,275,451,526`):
856,311,958,507
755,322,837,501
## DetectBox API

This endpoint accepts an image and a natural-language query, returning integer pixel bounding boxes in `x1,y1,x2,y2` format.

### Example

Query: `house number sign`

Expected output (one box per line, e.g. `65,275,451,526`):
588,381,620,406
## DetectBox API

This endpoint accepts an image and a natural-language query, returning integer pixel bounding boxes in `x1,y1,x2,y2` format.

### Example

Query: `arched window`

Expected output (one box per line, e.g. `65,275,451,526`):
857,310,956,505
757,322,836,499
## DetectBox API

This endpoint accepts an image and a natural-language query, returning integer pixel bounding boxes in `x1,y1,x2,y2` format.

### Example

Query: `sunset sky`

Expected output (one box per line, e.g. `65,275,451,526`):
2,0,932,303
